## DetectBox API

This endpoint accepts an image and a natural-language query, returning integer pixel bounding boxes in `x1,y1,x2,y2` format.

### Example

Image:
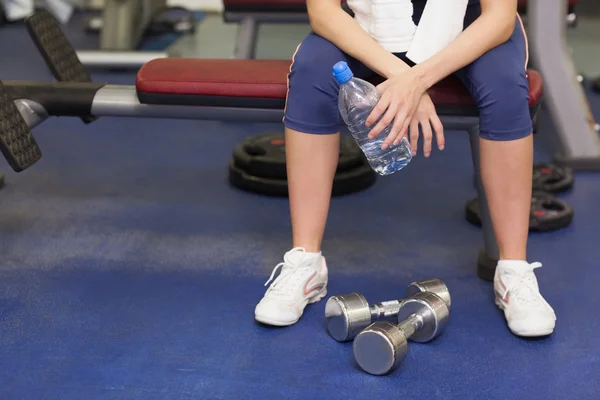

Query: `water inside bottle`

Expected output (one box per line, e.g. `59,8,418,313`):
345,107,413,176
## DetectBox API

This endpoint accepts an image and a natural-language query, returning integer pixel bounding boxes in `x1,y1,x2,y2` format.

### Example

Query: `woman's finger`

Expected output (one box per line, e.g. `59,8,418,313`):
430,113,445,150
409,119,420,156
392,116,410,146
421,119,433,158
366,92,391,129
382,103,409,149
370,100,398,140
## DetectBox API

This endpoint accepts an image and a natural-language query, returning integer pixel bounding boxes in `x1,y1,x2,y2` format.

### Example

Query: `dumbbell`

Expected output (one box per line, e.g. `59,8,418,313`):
324,278,450,342
353,291,450,375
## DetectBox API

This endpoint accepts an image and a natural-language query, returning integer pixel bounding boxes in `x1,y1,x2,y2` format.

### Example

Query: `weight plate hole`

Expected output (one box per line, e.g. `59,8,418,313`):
244,144,267,157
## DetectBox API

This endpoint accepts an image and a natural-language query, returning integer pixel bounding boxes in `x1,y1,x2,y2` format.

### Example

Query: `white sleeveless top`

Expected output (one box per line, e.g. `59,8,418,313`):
346,0,469,64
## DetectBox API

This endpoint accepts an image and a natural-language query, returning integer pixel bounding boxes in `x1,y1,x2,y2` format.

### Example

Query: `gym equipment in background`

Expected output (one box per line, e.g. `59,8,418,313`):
222,0,356,59
0,80,41,171
528,0,600,170
228,133,377,197
0,10,545,281
325,279,451,342
531,163,575,192
465,191,574,232
353,291,450,376
75,1,196,69
223,0,308,59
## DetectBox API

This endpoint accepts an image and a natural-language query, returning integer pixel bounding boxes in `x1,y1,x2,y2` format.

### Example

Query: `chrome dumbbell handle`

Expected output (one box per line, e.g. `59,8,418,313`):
396,312,424,340
369,300,405,320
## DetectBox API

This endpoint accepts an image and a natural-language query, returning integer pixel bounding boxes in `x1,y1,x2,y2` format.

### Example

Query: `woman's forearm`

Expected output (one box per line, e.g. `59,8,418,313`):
413,9,518,90
307,3,411,79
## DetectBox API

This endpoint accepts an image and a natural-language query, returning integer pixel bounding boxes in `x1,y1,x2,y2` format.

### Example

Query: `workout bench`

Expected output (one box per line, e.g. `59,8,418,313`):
0,10,544,279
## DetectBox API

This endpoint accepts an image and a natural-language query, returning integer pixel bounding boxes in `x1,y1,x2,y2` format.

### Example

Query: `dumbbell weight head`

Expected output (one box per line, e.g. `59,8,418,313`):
396,290,449,343
353,291,449,375
325,279,450,342
405,278,451,312
325,292,372,343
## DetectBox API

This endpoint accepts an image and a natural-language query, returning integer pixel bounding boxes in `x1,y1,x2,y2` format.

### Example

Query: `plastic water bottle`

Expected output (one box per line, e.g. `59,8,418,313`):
333,61,413,176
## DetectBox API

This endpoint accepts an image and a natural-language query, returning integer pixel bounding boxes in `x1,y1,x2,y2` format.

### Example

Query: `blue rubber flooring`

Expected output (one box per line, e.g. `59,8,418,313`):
1,13,600,400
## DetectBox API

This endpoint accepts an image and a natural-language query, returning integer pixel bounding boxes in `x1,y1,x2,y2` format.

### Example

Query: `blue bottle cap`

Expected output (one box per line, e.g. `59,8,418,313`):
332,61,353,84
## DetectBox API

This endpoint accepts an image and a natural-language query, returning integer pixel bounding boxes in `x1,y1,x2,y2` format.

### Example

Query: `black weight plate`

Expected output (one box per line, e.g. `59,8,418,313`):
232,133,364,180
532,163,574,193
465,191,573,232
0,172,4,188
228,158,377,197
528,191,574,231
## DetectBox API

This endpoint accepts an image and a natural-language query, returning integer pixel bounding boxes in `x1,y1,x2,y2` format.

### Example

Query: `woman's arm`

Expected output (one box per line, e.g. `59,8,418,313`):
413,0,519,89
307,0,411,79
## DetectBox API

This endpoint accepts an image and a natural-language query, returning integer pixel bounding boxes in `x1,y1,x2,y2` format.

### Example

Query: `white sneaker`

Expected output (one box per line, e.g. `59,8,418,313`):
255,248,328,326
494,261,556,337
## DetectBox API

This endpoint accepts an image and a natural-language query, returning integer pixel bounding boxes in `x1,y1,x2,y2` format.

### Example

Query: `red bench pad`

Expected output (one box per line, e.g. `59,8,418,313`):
136,58,543,115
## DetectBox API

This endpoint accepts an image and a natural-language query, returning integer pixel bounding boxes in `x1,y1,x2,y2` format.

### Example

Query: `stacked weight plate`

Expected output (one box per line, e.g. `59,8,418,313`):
228,133,378,197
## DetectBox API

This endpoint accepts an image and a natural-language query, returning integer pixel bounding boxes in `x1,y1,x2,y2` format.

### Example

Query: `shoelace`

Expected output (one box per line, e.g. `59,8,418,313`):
499,262,550,309
263,248,310,297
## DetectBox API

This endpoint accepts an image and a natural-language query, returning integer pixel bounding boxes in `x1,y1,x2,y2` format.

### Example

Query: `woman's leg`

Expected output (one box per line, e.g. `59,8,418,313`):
286,128,340,253
255,33,373,327
456,15,556,337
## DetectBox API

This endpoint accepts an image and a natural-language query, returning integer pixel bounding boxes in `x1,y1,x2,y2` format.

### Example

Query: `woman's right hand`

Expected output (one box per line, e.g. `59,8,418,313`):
401,93,445,158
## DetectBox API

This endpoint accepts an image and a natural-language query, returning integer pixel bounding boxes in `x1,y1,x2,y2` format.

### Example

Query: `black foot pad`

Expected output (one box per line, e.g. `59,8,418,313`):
0,81,42,172
25,10,91,83
25,9,95,124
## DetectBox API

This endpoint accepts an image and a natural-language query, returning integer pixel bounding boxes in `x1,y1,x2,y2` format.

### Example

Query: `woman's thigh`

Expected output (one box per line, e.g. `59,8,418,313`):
283,32,374,134
454,14,533,140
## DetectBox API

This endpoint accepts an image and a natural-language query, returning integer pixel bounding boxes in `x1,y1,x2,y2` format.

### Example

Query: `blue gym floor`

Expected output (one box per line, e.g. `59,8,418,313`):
1,11,600,400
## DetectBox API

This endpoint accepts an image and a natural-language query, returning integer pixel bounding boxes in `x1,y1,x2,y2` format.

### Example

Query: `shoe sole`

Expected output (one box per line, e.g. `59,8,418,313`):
255,287,328,327
495,296,554,337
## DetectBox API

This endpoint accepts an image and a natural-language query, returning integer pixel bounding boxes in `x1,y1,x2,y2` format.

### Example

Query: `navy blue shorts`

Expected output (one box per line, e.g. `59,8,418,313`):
283,4,532,141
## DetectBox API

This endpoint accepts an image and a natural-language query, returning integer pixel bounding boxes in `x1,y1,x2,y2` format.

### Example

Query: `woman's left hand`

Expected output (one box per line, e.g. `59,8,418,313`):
365,69,427,150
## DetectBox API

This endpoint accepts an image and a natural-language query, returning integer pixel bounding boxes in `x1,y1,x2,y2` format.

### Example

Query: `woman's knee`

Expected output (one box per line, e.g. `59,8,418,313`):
290,33,344,83
476,69,533,141
284,33,347,134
